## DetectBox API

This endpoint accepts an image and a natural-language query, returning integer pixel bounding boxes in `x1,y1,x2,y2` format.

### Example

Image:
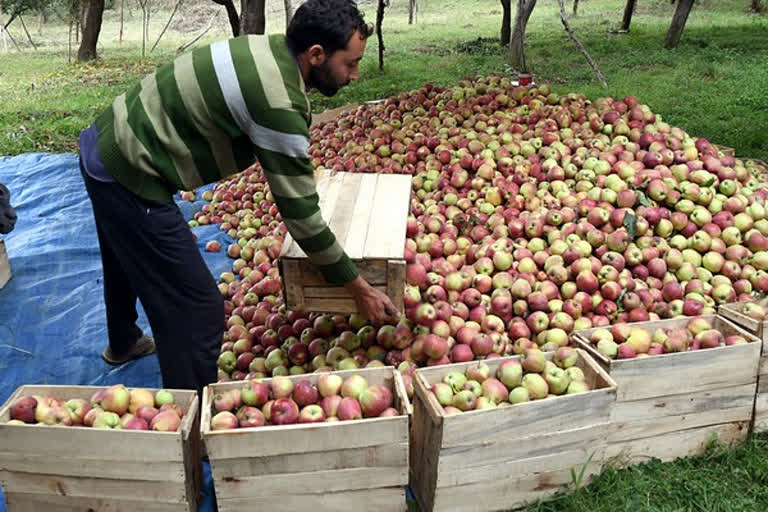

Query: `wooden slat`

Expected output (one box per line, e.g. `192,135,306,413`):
0,453,186,482
0,471,188,503
606,421,748,464
216,487,405,512
610,404,753,443
4,493,190,512
343,173,379,259
297,259,389,286
437,446,604,488
0,239,10,289
326,173,364,255
760,355,768,377
719,304,762,338
393,371,413,417
210,443,408,479
436,423,608,472
303,285,386,298
410,375,443,512
304,297,358,314
754,391,768,433
280,259,306,310
387,260,406,313
430,462,603,512
280,172,345,258
363,175,411,259
213,466,407,497
611,383,756,423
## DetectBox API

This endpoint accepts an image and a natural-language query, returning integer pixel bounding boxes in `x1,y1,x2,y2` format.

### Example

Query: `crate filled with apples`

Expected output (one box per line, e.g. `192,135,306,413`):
719,299,768,433
409,349,616,512
201,366,411,512
0,384,201,511
572,315,760,463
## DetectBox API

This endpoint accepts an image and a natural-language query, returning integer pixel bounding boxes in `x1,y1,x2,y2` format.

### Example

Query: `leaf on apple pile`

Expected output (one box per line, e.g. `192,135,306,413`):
636,191,653,208
623,212,637,240
702,177,716,188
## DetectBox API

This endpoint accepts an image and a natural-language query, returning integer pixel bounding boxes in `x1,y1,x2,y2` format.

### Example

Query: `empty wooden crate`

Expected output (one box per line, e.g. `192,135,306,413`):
279,172,411,314
410,350,616,512
201,366,411,512
719,302,768,433
0,385,201,512
572,315,760,464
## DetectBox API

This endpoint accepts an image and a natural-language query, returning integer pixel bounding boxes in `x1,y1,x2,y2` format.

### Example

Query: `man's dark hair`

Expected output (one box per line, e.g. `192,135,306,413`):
286,0,374,55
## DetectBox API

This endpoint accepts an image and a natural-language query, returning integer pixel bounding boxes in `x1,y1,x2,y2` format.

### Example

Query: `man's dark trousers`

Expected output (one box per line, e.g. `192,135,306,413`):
79,158,224,400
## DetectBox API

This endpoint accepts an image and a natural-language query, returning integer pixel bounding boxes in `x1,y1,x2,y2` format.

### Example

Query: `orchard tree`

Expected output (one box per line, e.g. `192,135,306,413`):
210,0,266,36
508,0,537,71
77,0,104,61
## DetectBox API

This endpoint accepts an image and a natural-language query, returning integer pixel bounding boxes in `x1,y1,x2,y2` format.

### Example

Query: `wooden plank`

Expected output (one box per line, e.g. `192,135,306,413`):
303,285,387,298
216,487,405,512
409,376,443,512
430,462,603,512
205,415,407,459
610,405,753,443
213,466,407,497
0,471,188,503
304,297,358,314
281,172,345,258
280,259,306,310
0,239,10,289
436,423,608,472
181,401,202,512
0,453,186,482
210,443,408,479
719,304,762,337
343,173,379,259
4,493,190,512
297,259,389,286
326,173,363,253
607,342,760,402
363,174,412,259
437,445,604,488
754,391,768,433
387,260,406,313
606,421,748,464
760,355,768,378
393,371,413,417
611,383,756,423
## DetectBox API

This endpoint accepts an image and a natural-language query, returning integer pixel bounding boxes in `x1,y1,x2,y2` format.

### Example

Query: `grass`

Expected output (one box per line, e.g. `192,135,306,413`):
1,0,767,157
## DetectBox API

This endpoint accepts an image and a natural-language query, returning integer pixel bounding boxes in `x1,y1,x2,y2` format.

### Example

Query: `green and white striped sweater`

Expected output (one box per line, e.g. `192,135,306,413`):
95,34,358,285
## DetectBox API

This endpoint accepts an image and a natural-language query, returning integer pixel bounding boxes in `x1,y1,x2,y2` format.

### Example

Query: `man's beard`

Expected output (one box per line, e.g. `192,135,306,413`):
308,62,345,97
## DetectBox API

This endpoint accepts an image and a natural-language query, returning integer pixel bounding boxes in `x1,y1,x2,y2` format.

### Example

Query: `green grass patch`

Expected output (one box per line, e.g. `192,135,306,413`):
0,0,766,158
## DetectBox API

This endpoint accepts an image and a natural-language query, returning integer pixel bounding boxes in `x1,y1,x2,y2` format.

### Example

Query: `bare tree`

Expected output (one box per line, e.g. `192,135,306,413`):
621,0,636,31
119,0,124,44
408,0,417,24
78,0,104,61
240,0,265,34
751,0,765,13
376,0,389,70
211,0,240,36
664,0,695,48
151,0,183,53
500,0,511,45
283,0,293,26
556,0,606,87
508,0,537,71
572,0,579,16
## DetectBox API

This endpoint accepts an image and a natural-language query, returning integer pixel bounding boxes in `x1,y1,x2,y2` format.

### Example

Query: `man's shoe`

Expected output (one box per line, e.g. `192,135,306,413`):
102,335,156,365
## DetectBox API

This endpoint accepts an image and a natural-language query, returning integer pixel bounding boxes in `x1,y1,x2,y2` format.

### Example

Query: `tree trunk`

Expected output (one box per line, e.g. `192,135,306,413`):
664,0,695,48
211,0,240,36
508,0,537,71
119,0,124,43
151,0,183,53
376,0,387,70
500,0,511,45
621,0,636,31
77,0,104,61
240,0,266,35
751,0,765,13
0,3,7,53
573,0,579,16
283,0,293,26
408,0,417,24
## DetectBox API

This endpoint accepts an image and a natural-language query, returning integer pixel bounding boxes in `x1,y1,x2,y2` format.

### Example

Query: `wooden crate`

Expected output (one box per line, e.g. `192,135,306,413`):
719,302,768,433
410,350,617,512
572,315,760,464
279,172,411,314
0,385,201,512
201,367,411,512
0,239,10,289
714,144,735,157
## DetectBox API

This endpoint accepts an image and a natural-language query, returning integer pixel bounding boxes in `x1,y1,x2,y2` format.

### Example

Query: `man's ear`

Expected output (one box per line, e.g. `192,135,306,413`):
306,44,327,66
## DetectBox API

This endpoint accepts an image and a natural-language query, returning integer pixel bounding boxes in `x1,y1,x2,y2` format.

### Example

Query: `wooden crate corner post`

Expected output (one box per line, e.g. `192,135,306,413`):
0,239,10,289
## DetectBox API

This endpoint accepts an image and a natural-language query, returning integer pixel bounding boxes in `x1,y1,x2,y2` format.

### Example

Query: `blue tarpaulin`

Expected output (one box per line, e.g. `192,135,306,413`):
0,152,231,512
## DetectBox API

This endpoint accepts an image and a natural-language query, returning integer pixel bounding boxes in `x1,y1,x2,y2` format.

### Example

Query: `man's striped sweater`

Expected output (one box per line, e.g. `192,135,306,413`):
93,34,359,285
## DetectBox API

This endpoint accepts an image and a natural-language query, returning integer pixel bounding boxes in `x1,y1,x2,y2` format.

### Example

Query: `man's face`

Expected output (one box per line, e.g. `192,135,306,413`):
308,31,366,97
0,183,16,235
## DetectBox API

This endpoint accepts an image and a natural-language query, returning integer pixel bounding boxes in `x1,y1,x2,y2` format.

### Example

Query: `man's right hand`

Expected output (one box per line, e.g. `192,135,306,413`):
344,275,400,325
